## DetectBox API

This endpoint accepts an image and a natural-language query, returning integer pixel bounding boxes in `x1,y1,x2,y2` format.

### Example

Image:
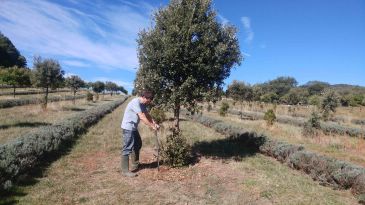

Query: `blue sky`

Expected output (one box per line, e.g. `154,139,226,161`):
0,0,364,93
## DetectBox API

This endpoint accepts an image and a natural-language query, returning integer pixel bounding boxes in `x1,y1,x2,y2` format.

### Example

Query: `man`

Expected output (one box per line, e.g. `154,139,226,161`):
121,90,159,177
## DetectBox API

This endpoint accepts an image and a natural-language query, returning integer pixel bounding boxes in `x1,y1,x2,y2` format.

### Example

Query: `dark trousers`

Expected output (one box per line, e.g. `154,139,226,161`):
122,129,142,156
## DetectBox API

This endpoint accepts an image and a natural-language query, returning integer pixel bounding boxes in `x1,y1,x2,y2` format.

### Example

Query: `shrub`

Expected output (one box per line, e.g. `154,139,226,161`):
86,91,93,102
302,112,321,137
321,91,338,121
219,102,229,116
161,128,191,167
207,103,212,112
149,107,166,124
264,109,276,126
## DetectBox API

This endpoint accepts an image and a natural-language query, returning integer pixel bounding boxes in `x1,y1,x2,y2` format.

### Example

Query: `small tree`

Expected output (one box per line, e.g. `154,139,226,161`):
321,91,338,121
0,66,31,97
86,91,93,102
92,81,105,100
302,111,321,137
65,75,85,104
226,80,253,119
105,81,118,96
264,109,276,126
219,102,229,116
32,56,64,109
162,128,191,167
134,0,242,131
118,85,128,95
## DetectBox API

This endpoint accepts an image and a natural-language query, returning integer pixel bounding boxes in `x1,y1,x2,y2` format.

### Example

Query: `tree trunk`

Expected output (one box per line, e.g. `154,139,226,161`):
44,86,49,109
240,101,243,119
73,91,76,105
13,85,16,98
173,102,180,131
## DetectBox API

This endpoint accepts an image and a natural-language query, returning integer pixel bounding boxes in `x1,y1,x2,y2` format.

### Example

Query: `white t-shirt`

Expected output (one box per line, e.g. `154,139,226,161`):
121,97,147,131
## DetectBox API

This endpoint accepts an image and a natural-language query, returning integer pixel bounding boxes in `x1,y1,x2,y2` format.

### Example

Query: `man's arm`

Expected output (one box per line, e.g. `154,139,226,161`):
137,112,159,130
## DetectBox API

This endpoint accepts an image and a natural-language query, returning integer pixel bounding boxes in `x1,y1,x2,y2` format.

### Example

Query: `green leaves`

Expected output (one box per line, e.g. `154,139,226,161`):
0,32,27,68
135,0,242,128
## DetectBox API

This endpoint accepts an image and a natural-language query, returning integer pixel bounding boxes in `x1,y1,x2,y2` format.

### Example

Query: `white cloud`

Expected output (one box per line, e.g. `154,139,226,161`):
217,14,229,25
93,77,134,89
62,60,89,67
0,0,154,71
241,16,254,44
64,72,78,78
243,52,251,57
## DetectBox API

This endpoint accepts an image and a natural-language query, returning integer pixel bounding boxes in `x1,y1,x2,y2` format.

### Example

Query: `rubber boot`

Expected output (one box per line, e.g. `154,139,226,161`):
121,155,137,177
130,150,140,172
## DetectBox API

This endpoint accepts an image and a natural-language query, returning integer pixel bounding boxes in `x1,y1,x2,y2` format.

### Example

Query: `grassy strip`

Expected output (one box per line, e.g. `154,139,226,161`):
229,109,365,137
189,113,365,203
0,96,128,190
0,94,87,109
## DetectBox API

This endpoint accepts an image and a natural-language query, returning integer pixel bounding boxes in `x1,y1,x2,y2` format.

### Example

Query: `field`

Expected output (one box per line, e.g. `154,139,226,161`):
0,94,119,145
1,98,361,204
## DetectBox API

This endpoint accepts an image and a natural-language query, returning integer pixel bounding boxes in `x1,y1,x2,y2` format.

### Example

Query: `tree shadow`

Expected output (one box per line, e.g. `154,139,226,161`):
191,132,266,162
138,161,160,170
61,107,86,111
0,122,52,129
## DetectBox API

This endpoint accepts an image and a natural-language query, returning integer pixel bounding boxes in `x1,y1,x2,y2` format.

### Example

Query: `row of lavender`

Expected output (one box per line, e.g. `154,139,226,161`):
228,109,365,138
189,113,365,203
0,94,87,108
0,96,128,190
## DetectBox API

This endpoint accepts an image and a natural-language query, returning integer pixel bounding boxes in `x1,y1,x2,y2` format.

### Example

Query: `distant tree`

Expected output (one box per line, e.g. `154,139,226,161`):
134,0,241,130
65,75,85,104
92,81,105,98
308,95,321,107
0,66,31,97
252,84,265,101
260,92,279,103
321,91,338,120
118,85,128,95
0,32,27,68
105,81,120,96
266,76,298,98
304,81,330,96
32,56,64,109
227,80,253,118
280,88,309,105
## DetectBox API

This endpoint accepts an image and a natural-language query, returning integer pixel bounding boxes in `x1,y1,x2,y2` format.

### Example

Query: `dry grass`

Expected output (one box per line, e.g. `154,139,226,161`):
1,100,359,204
0,95,119,144
215,99,365,125
204,110,365,167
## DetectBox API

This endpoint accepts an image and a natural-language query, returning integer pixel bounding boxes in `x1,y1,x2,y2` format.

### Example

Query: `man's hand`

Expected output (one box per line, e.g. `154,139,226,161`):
152,123,160,131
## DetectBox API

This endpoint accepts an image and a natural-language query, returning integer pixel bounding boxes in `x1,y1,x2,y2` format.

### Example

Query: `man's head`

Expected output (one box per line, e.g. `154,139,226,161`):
139,90,153,104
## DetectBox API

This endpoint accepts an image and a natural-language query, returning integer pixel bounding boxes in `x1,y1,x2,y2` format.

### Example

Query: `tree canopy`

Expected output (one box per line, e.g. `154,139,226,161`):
65,75,85,104
32,56,65,108
0,66,31,97
134,0,242,129
0,32,27,68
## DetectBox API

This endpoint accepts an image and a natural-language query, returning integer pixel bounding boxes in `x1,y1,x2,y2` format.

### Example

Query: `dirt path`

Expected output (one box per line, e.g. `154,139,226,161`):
6,98,359,205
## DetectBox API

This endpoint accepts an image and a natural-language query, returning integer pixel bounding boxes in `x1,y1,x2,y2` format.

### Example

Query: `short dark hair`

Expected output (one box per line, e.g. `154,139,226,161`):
140,90,153,99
